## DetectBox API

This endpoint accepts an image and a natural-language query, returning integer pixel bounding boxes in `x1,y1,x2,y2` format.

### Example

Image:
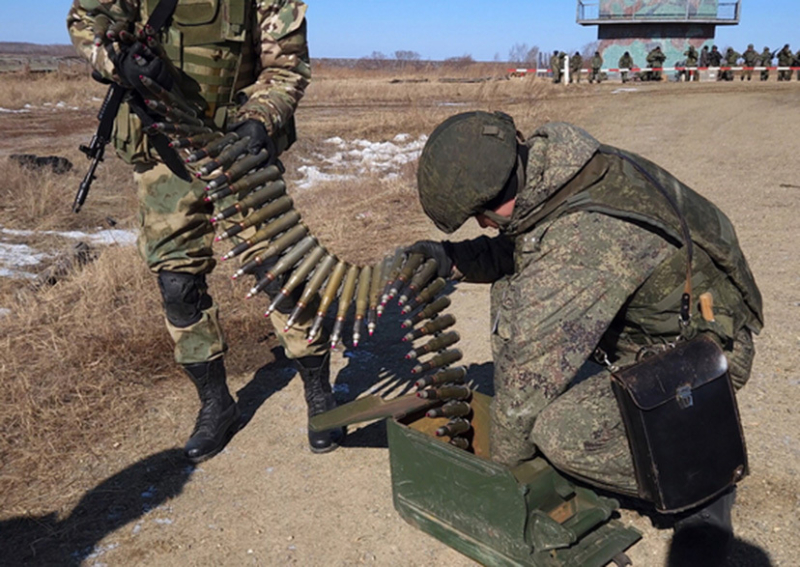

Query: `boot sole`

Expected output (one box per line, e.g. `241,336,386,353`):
309,428,346,454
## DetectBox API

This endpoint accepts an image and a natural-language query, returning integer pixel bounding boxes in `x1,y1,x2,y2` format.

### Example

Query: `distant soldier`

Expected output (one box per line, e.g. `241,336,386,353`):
722,47,741,81
777,44,793,81
683,45,699,81
618,51,634,83
759,46,773,81
646,46,666,81
708,45,723,80
795,49,800,81
741,44,758,81
550,50,562,84
589,51,604,83
569,51,583,83
699,45,710,69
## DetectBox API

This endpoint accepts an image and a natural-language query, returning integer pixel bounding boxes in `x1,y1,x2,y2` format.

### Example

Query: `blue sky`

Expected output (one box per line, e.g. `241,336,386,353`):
2,1,798,60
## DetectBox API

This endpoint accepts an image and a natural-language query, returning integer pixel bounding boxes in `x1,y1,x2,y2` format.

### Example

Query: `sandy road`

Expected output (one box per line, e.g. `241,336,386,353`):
3,81,799,566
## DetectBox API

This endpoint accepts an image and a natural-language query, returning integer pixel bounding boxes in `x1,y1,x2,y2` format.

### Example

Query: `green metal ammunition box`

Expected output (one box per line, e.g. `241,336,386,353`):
312,392,640,566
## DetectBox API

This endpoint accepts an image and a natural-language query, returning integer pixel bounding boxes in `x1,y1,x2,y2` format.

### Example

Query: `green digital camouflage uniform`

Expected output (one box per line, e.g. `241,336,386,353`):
759,47,772,81
67,0,324,365
618,53,634,83
447,123,763,494
741,46,758,81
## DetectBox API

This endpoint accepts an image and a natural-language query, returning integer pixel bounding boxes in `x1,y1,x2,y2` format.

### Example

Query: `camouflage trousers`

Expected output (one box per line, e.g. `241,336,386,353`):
134,161,328,365
497,328,755,498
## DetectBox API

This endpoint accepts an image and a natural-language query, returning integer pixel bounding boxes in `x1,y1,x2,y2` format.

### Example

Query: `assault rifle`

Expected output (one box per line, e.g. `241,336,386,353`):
74,74,125,213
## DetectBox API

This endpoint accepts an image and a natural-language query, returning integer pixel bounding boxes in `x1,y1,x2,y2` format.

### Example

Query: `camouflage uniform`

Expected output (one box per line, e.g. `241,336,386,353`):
589,53,603,84
722,48,741,81
550,51,562,84
447,123,763,494
569,53,583,83
67,0,322,366
683,45,698,81
618,52,634,83
777,45,793,81
741,45,758,81
760,47,772,81
645,47,666,81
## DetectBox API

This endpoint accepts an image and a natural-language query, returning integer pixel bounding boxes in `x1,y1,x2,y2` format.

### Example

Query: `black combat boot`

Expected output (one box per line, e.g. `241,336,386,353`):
295,353,345,453
667,488,736,567
183,358,241,463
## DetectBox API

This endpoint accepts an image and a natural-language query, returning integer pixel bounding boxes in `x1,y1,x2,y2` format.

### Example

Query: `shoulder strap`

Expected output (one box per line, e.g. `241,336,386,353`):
599,147,694,326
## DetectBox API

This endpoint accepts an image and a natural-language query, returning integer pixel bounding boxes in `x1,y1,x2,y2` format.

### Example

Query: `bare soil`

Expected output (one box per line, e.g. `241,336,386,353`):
2,80,799,566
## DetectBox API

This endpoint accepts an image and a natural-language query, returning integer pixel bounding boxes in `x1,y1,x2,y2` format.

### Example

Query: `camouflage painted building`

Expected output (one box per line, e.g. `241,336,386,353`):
577,0,741,71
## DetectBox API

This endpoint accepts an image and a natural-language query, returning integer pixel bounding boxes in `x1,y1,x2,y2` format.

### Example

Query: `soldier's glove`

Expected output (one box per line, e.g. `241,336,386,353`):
227,119,278,160
114,41,173,93
406,240,455,279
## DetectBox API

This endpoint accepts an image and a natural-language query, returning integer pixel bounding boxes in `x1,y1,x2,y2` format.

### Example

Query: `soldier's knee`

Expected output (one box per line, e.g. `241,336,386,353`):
158,271,212,328
531,403,567,461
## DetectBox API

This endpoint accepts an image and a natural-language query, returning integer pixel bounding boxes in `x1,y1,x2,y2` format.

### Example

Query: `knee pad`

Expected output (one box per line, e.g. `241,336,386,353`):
158,271,212,328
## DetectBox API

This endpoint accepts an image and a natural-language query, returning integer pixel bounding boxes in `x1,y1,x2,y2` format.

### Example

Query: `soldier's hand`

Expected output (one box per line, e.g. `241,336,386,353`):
406,240,455,279
114,42,173,93
227,119,277,159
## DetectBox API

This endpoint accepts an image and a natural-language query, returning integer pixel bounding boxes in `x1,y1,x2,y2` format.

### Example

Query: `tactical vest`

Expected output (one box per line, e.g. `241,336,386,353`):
115,0,256,163
537,148,763,350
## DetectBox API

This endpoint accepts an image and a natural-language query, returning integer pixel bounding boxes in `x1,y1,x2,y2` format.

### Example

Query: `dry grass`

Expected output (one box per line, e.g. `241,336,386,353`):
0,64,553,516
0,72,105,109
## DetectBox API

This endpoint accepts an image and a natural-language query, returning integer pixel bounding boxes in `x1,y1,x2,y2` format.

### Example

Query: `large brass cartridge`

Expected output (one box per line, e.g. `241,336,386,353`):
285,254,337,331
405,331,460,360
398,258,438,306
388,253,424,302
330,264,359,349
411,349,463,375
266,246,327,316
309,260,348,343
224,210,301,263
215,195,293,241
414,366,467,389
247,235,317,298
205,149,270,192
205,165,284,203
425,400,472,419
367,258,385,336
401,277,446,315
352,266,372,347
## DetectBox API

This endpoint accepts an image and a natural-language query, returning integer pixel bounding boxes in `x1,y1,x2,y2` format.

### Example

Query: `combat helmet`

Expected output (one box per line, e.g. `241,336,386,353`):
417,111,518,233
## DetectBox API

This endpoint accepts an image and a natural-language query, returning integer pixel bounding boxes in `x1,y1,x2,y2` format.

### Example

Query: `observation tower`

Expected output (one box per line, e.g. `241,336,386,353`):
577,1,741,69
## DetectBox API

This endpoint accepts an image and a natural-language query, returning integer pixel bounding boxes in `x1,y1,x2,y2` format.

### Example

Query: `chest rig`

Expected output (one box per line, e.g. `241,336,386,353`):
143,0,255,122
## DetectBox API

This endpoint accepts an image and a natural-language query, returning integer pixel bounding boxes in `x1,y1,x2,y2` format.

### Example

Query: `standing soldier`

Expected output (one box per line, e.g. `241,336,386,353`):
777,44,793,81
699,45,710,69
723,47,741,81
795,48,800,81
618,51,634,83
683,44,699,81
759,46,773,81
550,50,562,84
67,0,345,462
708,45,724,80
741,44,758,81
645,46,666,81
569,51,583,83
589,51,604,84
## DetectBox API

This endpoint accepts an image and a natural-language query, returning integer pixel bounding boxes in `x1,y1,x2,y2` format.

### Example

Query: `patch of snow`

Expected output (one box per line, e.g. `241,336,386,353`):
0,307,11,317
0,107,30,114
436,101,469,107
0,227,137,246
296,134,428,190
0,242,50,267
611,88,639,94
154,518,173,525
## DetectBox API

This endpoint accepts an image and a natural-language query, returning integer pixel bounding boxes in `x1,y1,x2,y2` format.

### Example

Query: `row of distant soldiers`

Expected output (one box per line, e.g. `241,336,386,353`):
550,44,799,84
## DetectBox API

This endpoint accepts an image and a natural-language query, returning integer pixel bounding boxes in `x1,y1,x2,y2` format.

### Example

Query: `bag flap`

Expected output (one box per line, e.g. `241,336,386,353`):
173,0,219,26
612,336,729,411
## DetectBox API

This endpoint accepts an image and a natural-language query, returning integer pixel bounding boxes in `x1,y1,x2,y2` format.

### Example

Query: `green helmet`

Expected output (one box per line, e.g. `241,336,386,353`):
417,111,518,234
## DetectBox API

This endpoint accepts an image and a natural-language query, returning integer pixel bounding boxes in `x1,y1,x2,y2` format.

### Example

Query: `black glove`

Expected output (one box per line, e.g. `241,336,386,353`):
406,240,455,279
227,119,277,158
114,41,173,93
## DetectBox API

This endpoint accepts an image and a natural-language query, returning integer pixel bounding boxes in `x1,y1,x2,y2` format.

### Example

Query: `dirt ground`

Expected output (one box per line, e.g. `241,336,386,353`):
2,80,799,566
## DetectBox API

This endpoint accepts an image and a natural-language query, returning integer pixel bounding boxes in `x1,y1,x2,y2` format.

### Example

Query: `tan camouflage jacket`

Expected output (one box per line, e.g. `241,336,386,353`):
66,0,310,136
448,123,761,467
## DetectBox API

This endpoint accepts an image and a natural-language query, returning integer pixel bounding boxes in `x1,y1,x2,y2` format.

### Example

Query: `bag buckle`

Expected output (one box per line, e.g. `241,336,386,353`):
675,384,694,409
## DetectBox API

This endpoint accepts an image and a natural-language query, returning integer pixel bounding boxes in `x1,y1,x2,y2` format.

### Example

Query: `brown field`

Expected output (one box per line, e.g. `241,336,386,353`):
0,67,798,566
